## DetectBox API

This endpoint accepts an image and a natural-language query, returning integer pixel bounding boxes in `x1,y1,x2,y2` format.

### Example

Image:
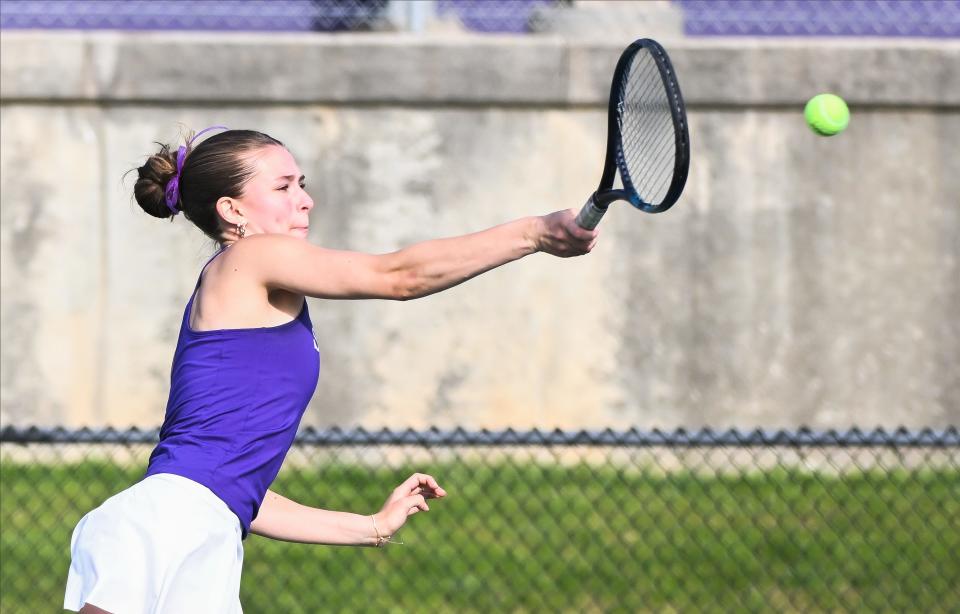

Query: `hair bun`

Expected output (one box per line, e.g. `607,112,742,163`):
133,144,179,219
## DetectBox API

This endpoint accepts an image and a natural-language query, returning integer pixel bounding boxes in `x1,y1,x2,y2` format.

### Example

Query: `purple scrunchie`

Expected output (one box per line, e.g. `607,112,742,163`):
164,125,228,215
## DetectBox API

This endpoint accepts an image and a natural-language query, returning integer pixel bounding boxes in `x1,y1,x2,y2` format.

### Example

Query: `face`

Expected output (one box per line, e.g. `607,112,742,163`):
227,145,314,240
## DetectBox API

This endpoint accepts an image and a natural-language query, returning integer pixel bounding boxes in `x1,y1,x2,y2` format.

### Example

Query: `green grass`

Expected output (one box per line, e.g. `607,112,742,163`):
1,460,958,613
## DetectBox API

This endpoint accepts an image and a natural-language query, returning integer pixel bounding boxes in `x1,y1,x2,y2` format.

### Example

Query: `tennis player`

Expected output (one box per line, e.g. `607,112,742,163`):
64,127,598,613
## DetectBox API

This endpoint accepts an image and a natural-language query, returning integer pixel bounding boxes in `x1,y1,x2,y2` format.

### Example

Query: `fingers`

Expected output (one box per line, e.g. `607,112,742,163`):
561,209,599,242
566,225,599,253
396,473,447,498
404,493,429,515
386,493,429,524
537,210,598,257
380,490,430,526
408,486,444,499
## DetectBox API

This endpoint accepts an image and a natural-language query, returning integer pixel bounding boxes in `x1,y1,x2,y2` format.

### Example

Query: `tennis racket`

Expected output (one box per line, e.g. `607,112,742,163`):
575,38,690,229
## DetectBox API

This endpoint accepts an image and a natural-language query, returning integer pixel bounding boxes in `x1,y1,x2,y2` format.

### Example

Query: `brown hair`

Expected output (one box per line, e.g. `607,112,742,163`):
132,129,284,242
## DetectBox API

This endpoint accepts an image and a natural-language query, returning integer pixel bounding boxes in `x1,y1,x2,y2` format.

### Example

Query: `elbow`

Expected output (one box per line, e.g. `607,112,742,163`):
374,253,418,301
389,269,424,301
392,287,418,302
376,253,429,301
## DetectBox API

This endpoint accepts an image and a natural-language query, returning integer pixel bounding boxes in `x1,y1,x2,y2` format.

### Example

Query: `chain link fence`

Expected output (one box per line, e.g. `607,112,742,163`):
1,426,958,612
1,0,958,37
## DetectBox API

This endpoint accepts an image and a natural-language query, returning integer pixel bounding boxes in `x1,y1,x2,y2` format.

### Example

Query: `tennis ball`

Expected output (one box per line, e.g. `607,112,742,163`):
804,93,849,136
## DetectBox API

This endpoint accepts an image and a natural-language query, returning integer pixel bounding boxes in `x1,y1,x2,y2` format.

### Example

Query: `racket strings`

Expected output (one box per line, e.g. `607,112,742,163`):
618,49,679,206
622,81,674,200
625,54,678,152
630,100,682,197
619,58,665,157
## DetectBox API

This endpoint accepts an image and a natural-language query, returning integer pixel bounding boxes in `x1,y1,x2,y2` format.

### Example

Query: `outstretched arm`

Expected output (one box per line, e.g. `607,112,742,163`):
249,474,447,546
229,209,598,301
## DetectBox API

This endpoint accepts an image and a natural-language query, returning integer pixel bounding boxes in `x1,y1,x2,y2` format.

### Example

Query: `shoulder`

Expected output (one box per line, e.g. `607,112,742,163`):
216,235,328,289
220,234,312,268
225,233,301,255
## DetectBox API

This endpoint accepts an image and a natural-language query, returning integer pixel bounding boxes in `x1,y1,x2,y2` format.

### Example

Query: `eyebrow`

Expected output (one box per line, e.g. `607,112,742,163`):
276,174,306,182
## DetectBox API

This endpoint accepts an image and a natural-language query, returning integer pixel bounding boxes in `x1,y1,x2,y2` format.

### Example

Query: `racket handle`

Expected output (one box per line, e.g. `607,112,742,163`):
575,194,607,230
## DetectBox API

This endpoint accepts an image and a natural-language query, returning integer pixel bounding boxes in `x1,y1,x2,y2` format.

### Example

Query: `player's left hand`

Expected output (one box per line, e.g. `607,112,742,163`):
375,473,447,537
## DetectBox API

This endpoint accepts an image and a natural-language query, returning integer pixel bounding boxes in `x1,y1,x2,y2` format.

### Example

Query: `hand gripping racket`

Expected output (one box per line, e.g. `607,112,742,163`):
575,39,690,229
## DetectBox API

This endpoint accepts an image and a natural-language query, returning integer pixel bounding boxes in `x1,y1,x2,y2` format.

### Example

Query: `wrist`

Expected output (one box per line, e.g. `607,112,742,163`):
523,216,545,254
370,513,389,547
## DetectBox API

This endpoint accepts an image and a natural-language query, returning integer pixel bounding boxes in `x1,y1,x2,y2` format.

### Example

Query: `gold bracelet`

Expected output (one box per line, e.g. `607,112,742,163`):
371,515,386,547
371,515,404,546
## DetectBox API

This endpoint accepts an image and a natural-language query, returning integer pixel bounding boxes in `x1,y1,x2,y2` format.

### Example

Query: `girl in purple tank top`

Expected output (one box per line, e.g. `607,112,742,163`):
65,127,598,614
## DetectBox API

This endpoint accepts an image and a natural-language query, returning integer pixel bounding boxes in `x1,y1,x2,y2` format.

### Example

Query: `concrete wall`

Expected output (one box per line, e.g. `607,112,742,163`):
1,32,958,429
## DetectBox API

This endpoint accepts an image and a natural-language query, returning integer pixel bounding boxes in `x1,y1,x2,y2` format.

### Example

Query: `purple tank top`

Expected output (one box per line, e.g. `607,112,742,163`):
145,248,320,537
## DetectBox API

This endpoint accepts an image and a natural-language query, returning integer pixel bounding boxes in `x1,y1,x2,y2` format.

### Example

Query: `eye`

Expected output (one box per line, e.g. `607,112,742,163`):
299,181,307,189
276,185,289,191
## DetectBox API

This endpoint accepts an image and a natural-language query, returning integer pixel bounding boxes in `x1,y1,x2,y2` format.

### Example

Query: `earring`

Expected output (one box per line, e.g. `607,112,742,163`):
237,222,246,239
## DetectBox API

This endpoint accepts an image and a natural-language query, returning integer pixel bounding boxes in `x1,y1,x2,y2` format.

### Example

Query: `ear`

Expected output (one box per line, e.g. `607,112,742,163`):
216,197,245,227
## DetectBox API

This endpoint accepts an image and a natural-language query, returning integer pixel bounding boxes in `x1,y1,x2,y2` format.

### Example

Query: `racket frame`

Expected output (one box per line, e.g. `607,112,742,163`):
576,38,690,229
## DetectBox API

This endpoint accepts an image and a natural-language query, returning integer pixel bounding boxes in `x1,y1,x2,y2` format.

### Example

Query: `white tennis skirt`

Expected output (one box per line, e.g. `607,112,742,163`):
64,473,244,613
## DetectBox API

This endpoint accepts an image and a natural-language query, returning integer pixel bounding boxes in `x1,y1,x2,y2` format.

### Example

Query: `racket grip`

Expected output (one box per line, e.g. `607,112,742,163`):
575,194,607,230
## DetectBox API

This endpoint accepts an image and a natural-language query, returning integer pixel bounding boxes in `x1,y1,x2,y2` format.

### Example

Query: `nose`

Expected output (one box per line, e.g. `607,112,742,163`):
300,190,314,211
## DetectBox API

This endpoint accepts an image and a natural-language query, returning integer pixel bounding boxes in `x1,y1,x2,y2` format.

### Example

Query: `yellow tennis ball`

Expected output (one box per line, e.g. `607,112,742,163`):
805,94,849,136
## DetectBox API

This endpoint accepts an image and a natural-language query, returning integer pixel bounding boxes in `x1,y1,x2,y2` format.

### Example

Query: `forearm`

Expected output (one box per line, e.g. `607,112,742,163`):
249,489,380,546
247,210,591,301
387,216,542,300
